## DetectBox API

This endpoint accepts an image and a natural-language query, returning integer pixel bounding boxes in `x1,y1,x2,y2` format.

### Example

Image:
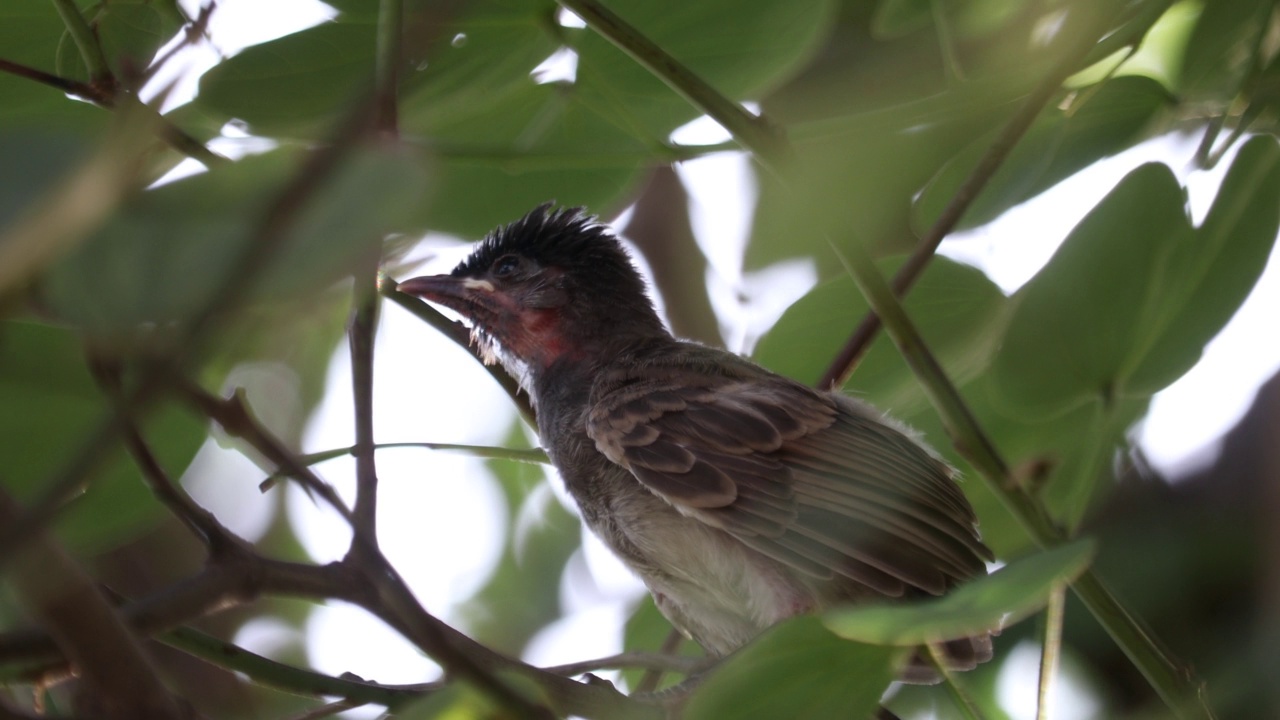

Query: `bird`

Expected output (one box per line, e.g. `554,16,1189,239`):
397,204,994,681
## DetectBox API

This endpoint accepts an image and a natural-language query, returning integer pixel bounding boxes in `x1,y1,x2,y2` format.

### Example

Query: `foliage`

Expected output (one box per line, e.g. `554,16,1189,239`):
1,0,1278,718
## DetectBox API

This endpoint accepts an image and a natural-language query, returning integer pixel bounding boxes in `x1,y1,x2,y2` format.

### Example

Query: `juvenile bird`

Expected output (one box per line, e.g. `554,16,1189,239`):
398,205,993,680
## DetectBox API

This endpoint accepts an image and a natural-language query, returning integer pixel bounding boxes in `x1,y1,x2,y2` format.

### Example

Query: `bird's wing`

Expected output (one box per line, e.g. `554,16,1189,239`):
586,367,991,598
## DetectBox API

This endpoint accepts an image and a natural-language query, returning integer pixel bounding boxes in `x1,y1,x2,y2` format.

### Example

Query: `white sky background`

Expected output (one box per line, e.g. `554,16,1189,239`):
160,1,1280,717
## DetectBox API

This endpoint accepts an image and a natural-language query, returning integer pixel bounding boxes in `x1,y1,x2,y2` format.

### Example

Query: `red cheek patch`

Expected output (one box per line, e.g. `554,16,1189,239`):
507,308,579,367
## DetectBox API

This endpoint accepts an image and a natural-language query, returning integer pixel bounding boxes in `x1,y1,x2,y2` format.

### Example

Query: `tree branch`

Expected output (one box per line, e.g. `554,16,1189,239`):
347,265,382,552
0,488,185,720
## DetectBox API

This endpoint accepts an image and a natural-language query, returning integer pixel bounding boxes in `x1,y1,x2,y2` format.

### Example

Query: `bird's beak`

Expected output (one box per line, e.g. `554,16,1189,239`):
396,274,497,316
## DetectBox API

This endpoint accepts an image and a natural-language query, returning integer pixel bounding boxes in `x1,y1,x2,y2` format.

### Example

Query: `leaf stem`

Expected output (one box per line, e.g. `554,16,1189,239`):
554,0,790,169
1037,585,1066,720
49,0,113,88
375,0,402,135
831,237,1213,719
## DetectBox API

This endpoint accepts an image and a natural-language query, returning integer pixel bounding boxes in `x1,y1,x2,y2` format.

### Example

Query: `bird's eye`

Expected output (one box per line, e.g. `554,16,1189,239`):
492,255,521,278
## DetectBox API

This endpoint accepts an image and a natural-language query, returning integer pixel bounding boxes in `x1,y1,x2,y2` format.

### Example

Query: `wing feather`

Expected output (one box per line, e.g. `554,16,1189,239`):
587,364,989,598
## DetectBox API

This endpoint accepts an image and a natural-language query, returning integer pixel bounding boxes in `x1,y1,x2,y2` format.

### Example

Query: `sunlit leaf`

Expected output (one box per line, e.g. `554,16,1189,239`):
824,539,1096,644
755,255,1007,415
686,616,901,720
992,138,1280,417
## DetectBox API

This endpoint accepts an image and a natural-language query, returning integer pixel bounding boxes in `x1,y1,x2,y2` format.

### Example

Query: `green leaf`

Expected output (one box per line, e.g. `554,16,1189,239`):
621,598,701,690
754,255,1007,415
0,321,205,553
459,420,578,655
991,163,1187,417
195,20,379,138
744,79,1024,273
685,616,901,720
824,539,1096,644
56,1,184,82
1178,0,1270,104
0,3,107,130
992,138,1280,417
913,76,1172,234
0,131,91,231
43,146,429,340
871,0,931,39
1125,135,1280,392
571,0,836,135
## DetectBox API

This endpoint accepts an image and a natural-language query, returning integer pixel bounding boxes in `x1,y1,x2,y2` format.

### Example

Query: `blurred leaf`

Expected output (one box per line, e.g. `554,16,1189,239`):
460,420,579,655
0,131,91,231
685,616,900,720
571,0,835,134
55,1,184,82
825,539,1096,644
1125,135,1280,392
754,255,1007,415
195,20,379,138
913,75,1172,234
1178,0,1269,104
746,79,1023,272
992,138,1280,417
0,4,106,130
0,321,205,553
871,0,931,38
42,145,429,340
621,598,700,690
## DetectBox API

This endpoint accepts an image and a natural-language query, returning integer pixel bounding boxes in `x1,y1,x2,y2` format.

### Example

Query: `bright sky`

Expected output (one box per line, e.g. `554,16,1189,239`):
163,1,1280,717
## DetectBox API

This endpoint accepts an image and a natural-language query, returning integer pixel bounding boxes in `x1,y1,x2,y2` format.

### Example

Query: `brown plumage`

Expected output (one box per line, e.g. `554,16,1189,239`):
399,204,993,680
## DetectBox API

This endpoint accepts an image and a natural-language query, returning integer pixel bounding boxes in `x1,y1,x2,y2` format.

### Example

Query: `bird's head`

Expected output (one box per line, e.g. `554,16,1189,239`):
398,204,666,374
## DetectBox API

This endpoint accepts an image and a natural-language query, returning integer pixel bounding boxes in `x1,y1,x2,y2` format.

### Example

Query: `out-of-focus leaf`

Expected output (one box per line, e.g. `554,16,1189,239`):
0,321,205,553
992,138,1280,418
0,131,90,231
621,598,701,690
913,76,1172,234
571,0,835,135
871,0,931,38
686,616,901,720
825,539,1096,644
754,255,1007,415
43,146,429,340
195,21,379,138
1178,0,1269,104
745,79,1022,272
55,1,184,82
460,420,579,655
0,4,105,129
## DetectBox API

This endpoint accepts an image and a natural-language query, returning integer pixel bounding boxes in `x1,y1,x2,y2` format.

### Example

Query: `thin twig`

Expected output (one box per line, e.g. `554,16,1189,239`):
176,380,356,525
50,0,114,90
817,11,1114,389
374,0,403,136
1037,585,1066,720
554,0,789,170
544,650,706,678
830,237,1213,718
634,627,686,693
926,642,986,720
160,626,422,705
348,265,382,551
